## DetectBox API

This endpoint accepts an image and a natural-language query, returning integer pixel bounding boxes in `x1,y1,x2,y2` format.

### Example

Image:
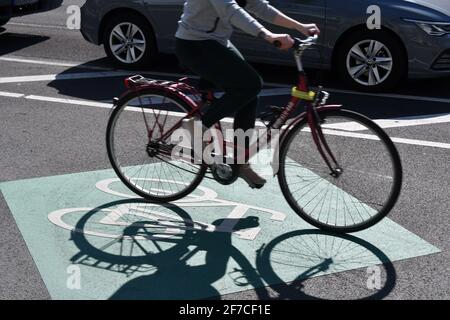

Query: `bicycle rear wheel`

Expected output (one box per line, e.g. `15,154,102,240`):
106,88,207,202
278,109,402,233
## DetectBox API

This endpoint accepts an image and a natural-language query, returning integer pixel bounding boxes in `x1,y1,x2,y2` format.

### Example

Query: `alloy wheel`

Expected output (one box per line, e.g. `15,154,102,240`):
109,22,146,64
346,39,393,87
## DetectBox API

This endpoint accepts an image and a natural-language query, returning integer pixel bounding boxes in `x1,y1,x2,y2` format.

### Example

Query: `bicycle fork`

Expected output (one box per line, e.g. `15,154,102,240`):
306,102,343,178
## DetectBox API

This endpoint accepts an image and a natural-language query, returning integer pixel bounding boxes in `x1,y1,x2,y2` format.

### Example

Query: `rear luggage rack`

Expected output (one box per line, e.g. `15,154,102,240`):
123,75,204,103
124,75,189,88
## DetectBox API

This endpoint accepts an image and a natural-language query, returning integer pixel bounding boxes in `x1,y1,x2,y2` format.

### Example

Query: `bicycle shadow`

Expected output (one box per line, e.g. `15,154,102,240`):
67,199,396,300
68,199,262,299
255,230,397,300
109,216,262,300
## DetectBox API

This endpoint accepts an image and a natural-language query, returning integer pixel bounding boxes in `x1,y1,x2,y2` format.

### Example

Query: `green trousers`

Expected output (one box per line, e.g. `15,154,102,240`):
175,38,263,131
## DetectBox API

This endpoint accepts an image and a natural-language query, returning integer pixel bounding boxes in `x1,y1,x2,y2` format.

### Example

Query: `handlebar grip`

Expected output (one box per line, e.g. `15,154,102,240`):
308,34,319,42
273,34,318,49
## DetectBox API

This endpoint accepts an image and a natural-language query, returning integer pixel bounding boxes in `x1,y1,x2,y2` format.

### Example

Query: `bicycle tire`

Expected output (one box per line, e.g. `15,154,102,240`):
106,87,208,203
278,109,402,233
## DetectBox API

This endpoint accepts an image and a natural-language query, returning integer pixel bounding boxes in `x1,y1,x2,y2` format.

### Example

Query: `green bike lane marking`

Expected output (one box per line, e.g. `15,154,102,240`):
0,157,440,299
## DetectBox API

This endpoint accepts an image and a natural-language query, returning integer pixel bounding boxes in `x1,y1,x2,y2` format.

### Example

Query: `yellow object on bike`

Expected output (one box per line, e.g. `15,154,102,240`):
291,87,316,101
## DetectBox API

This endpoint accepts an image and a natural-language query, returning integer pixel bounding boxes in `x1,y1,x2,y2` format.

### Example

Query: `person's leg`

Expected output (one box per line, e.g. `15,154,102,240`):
175,38,266,188
225,42,259,132
175,38,262,129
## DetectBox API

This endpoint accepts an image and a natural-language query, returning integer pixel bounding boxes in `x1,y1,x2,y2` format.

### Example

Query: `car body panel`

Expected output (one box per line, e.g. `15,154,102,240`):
80,0,450,79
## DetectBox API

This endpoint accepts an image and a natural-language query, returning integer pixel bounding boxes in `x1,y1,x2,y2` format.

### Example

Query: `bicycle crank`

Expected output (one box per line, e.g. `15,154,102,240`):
210,163,239,185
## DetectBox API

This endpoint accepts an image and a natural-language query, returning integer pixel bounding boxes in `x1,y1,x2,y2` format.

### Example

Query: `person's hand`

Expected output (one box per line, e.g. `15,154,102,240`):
264,32,294,50
297,23,320,37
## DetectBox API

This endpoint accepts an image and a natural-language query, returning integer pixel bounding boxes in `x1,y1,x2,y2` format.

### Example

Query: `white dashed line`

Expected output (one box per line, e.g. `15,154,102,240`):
0,91,25,98
2,55,450,104
0,71,135,84
0,56,89,68
322,88,450,105
0,90,448,149
0,55,192,78
23,94,112,109
323,113,450,131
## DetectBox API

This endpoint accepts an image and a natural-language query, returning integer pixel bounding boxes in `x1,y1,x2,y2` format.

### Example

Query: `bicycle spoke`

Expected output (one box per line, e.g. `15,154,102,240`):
108,92,205,201
280,111,400,232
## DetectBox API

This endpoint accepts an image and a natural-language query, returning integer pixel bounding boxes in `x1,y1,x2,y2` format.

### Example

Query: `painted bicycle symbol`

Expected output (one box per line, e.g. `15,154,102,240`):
48,177,286,241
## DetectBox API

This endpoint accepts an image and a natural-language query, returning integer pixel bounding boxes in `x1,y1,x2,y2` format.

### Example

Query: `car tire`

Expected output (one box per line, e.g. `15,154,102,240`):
102,13,157,69
0,18,9,27
336,29,406,92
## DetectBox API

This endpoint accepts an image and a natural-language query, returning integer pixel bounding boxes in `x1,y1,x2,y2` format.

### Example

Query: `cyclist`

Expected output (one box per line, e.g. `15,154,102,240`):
175,0,320,189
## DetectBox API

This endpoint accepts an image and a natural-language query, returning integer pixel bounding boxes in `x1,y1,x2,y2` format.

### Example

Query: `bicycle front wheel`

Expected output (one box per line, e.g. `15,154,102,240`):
106,88,207,203
278,109,402,233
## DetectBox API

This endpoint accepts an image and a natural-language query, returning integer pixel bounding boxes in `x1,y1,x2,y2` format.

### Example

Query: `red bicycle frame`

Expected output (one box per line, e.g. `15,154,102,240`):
118,36,344,174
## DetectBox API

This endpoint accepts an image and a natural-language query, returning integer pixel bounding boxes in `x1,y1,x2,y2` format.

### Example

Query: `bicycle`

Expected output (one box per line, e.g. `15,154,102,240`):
106,35,402,233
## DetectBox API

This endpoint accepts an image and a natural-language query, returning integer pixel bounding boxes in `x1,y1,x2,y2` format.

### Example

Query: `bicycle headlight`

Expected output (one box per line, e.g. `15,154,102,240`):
403,18,450,36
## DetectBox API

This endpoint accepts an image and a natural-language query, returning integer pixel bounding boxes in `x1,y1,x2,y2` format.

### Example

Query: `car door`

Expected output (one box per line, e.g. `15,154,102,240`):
143,0,185,53
240,0,327,66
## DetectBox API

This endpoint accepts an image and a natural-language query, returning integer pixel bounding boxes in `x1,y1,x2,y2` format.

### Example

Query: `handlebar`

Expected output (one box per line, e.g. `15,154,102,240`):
273,34,319,50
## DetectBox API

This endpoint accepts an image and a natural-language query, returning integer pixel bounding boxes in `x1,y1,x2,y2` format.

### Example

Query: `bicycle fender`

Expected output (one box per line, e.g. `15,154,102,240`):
114,85,199,113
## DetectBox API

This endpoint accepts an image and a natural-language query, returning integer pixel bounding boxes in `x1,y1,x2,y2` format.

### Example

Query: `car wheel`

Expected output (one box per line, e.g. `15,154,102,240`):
336,29,406,92
0,18,9,27
103,13,157,69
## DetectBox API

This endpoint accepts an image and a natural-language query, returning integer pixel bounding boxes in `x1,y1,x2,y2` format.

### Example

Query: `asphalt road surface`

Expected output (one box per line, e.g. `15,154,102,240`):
0,0,449,300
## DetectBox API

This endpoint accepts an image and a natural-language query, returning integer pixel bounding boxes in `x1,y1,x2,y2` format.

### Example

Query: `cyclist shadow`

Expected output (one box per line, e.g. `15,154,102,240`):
68,199,262,299
68,199,396,300
110,216,262,300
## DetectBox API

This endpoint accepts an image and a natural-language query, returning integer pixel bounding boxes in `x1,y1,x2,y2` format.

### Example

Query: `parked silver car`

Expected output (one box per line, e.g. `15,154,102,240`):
80,0,450,91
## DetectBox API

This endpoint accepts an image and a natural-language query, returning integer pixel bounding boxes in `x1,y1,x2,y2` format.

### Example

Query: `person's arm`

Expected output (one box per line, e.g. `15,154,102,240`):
245,0,320,36
208,0,267,37
208,0,294,49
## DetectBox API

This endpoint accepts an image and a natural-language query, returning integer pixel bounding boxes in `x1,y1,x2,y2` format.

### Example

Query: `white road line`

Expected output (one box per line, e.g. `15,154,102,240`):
266,83,450,104
0,70,290,97
1,90,448,149
8,22,69,30
0,65,448,128
0,71,135,84
2,55,450,105
24,95,112,109
324,87,450,105
323,113,450,131
0,91,24,98
0,55,192,78
390,137,450,149
321,129,450,149
0,71,287,97
23,94,251,125
0,56,89,68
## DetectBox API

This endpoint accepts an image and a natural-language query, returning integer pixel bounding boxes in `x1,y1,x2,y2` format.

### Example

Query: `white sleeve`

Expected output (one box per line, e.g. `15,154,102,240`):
208,0,266,36
245,0,281,23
